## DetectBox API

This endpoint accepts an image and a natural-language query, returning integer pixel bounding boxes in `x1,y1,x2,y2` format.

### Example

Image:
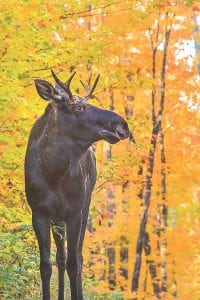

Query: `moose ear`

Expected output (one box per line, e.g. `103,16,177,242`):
35,79,61,102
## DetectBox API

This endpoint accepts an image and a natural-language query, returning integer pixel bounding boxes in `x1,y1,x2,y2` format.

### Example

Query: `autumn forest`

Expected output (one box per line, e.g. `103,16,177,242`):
0,0,200,299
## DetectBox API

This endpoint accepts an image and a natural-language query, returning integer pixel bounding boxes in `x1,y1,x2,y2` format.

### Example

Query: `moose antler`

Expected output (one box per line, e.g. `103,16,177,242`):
51,70,76,102
80,74,100,99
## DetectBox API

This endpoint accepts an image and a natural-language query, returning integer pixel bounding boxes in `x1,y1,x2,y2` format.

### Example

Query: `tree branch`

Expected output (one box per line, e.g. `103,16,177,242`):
59,2,118,19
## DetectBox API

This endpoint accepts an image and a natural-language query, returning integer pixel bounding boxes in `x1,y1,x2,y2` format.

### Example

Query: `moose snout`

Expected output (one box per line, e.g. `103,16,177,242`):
115,123,130,140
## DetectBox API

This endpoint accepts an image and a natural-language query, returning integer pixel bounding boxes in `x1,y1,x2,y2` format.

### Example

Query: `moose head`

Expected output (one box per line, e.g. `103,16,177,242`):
34,71,130,147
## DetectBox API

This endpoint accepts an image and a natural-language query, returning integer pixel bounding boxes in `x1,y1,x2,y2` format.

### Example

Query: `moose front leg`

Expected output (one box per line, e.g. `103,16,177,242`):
32,214,52,300
52,221,66,300
66,212,84,300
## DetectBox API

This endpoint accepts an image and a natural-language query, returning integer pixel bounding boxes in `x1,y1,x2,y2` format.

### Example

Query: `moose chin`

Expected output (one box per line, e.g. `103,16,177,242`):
25,70,131,300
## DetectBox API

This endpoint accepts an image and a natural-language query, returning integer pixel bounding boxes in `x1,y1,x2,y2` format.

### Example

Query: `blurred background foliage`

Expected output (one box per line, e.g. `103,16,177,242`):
0,0,200,299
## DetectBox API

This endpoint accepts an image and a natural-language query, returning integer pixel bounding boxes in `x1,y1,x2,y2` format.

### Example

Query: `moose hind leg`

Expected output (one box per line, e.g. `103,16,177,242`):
32,215,52,300
66,213,84,300
51,221,66,300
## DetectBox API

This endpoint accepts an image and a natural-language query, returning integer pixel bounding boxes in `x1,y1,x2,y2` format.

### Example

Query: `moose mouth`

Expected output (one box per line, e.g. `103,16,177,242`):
101,129,130,144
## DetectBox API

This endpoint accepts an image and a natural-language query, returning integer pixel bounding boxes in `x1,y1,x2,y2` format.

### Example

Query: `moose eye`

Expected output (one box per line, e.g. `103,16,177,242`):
73,102,85,113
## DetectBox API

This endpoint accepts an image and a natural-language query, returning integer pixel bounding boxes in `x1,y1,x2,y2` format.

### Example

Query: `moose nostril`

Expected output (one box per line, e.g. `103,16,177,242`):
116,130,125,138
116,125,128,139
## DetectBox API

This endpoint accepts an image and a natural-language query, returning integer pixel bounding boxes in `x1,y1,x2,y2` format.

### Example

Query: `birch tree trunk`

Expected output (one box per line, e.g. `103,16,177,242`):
131,13,172,296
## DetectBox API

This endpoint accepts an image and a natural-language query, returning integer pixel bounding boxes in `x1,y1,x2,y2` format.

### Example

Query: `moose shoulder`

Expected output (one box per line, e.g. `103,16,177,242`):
25,71,130,300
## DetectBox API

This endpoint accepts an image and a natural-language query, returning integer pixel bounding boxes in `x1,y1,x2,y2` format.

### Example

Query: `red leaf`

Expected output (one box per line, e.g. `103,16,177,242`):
192,6,200,12
38,22,46,28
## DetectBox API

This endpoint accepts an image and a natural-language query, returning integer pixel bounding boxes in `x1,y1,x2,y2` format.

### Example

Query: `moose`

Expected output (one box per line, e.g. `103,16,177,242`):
25,70,130,300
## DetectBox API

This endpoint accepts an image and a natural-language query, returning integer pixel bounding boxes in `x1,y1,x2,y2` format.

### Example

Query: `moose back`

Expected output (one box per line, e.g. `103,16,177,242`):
25,71,130,300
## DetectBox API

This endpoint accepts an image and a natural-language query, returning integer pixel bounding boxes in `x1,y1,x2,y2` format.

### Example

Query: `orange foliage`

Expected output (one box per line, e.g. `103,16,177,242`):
0,0,200,299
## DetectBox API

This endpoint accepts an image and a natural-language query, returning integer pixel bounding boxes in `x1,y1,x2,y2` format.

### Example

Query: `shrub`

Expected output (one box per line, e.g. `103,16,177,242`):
0,224,40,299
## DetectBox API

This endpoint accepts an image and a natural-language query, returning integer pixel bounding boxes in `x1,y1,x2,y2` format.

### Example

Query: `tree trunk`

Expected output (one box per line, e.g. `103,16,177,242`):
144,232,161,298
193,15,200,77
131,13,172,293
131,124,159,292
159,128,168,293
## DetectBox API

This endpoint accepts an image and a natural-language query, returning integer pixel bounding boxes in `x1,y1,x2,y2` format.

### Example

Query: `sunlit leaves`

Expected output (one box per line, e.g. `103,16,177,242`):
0,0,200,298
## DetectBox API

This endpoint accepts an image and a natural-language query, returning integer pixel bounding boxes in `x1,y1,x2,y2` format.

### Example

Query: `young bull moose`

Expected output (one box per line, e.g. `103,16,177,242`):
25,70,130,300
